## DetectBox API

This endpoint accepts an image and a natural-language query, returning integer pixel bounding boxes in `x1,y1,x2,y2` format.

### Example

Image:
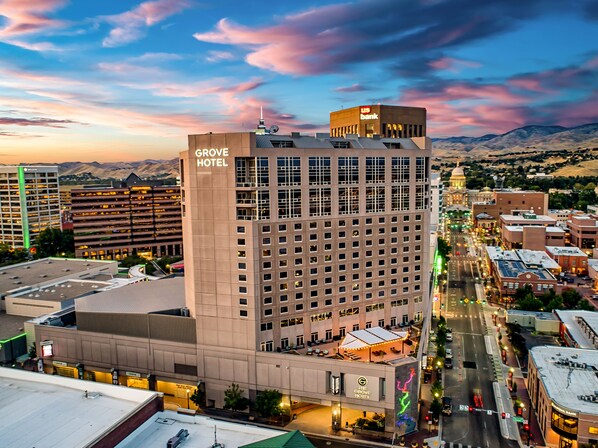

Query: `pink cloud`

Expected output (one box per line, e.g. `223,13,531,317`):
206,50,235,62
335,83,368,93
102,0,191,47
0,0,66,37
428,56,481,72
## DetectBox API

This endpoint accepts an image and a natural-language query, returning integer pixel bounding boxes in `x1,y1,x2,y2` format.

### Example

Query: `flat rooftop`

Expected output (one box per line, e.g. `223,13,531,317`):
75,277,185,314
495,260,555,281
500,214,555,223
8,279,112,303
117,411,285,448
0,368,161,448
530,346,598,415
504,225,564,234
554,310,598,349
255,134,426,150
0,312,28,340
0,258,117,296
545,246,588,257
486,246,519,261
515,249,561,270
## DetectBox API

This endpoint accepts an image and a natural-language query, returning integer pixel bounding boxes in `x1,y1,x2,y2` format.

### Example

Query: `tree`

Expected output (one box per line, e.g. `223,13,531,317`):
0,243,29,267
28,342,37,358
35,228,74,258
576,299,595,311
517,295,544,312
254,389,283,418
430,398,442,420
437,237,451,261
431,380,443,400
561,288,583,309
436,327,447,346
223,383,250,411
190,387,204,408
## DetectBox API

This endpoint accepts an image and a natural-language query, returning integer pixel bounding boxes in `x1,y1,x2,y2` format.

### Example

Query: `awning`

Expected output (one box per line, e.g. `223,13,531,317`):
339,326,408,350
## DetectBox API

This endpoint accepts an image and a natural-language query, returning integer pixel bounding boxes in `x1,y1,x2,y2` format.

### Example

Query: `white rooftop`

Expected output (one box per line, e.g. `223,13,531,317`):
117,411,285,448
515,249,561,270
500,214,555,223
554,310,598,349
545,246,589,257
75,277,185,314
504,225,564,234
0,367,161,448
530,346,598,415
486,246,519,261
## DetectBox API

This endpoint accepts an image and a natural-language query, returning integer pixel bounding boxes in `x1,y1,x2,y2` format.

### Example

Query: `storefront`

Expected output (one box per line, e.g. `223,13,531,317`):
157,380,198,409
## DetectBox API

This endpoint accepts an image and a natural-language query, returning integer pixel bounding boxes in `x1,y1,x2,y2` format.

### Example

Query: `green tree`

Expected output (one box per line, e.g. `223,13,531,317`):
431,380,443,400
254,389,283,418
0,243,29,267
223,383,250,411
430,398,442,420
517,295,544,312
35,228,75,258
561,288,583,309
437,237,451,261
436,327,447,346
190,387,203,408
576,299,595,311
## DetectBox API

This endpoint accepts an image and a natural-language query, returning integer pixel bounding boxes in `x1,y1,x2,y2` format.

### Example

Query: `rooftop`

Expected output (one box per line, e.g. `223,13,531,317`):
7,279,112,303
255,134,426,150
545,246,589,257
75,277,185,314
495,260,555,281
503,225,564,234
500,214,555,224
0,258,117,296
117,411,286,448
530,346,598,415
514,249,561,270
0,367,161,448
486,246,519,261
0,313,29,340
506,310,559,321
554,310,598,349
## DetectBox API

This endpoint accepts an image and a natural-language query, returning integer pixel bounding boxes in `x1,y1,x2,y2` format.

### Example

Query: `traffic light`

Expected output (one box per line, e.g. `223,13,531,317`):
501,412,506,419
468,406,473,413
523,424,530,432
425,415,430,422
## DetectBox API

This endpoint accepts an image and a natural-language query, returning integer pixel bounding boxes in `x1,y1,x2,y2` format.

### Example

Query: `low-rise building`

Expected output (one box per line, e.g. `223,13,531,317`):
498,213,556,231
471,190,548,222
545,246,589,275
528,346,598,448
567,213,598,255
505,310,560,334
501,225,565,250
492,259,557,299
553,310,598,349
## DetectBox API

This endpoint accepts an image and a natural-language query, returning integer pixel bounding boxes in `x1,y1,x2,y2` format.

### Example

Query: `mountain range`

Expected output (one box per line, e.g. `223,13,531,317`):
8,123,598,179
432,123,598,152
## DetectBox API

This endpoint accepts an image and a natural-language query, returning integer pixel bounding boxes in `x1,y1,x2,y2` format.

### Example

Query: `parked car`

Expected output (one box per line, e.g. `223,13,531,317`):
444,357,453,369
442,397,453,416
446,332,453,342
445,348,453,358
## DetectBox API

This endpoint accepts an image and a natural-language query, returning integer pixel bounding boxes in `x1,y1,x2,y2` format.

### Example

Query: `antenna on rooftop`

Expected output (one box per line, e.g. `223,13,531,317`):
255,106,278,135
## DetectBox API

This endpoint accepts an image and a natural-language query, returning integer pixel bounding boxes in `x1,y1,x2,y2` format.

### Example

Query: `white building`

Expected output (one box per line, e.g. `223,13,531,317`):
0,166,61,249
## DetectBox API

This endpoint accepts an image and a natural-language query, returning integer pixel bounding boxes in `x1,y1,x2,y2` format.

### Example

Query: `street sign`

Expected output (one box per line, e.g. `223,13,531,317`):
523,419,529,425
513,416,524,423
487,410,492,415
459,405,469,411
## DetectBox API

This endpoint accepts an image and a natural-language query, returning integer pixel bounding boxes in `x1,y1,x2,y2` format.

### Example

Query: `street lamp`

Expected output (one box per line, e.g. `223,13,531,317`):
186,388,190,409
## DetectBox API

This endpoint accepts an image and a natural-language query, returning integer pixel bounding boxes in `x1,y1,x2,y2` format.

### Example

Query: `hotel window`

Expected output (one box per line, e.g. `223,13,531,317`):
258,191,270,219
236,157,257,187
256,157,269,186
338,157,359,184
239,298,247,305
365,157,385,183
415,156,429,182
309,187,332,216
391,185,410,211
278,189,302,218
339,186,359,215
415,185,426,210
392,157,410,183
366,186,385,213
277,157,301,186
240,310,248,317
296,303,304,311
308,157,331,185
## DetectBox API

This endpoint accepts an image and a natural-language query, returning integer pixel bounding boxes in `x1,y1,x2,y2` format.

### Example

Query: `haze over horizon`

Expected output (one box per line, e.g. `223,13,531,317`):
1,0,597,164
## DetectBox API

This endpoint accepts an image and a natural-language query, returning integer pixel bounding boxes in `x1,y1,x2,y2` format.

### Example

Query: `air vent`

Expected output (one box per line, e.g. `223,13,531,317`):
9,276,19,279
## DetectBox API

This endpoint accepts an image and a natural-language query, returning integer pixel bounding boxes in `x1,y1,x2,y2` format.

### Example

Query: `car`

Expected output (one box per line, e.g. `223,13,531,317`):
473,389,483,408
444,357,453,369
445,348,453,358
446,333,453,342
592,294,598,300
442,397,453,416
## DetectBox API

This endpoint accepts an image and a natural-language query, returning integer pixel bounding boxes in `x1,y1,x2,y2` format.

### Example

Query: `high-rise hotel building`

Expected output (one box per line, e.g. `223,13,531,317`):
180,128,431,431
0,166,61,249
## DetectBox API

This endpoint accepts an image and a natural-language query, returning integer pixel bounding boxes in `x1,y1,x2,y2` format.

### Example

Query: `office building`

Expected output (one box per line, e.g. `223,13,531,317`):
330,105,426,138
553,310,598,349
71,178,182,260
0,166,61,249
472,190,549,225
527,346,598,448
567,213,598,255
430,172,443,231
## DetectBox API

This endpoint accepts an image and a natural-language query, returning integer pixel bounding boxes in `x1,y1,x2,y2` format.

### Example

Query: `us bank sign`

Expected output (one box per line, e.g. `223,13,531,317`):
360,106,378,120
195,147,229,167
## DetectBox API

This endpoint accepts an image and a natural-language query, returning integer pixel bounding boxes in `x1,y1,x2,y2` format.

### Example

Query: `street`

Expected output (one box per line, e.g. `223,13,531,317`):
440,226,518,448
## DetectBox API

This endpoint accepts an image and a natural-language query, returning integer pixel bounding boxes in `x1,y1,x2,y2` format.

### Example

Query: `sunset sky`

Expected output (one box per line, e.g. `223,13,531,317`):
1,0,597,163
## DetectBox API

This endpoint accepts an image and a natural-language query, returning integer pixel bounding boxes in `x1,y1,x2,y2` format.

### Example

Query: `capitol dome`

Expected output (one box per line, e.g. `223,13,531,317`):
451,165,465,176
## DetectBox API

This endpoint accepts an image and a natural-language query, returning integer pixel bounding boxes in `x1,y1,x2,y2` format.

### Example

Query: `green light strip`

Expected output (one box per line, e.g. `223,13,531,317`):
17,167,30,249
0,332,27,344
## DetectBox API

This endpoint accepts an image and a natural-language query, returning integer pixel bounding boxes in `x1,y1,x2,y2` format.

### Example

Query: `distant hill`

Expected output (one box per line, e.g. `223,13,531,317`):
50,159,180,180
433,123,598,152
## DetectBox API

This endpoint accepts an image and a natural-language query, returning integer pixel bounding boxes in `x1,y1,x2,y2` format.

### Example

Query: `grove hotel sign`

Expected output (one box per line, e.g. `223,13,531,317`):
360,106,378,120
195,147,229,167
345,374,379,401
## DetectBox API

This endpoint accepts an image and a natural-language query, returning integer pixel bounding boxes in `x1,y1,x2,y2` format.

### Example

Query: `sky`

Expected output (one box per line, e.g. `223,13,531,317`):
0,0,597,163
